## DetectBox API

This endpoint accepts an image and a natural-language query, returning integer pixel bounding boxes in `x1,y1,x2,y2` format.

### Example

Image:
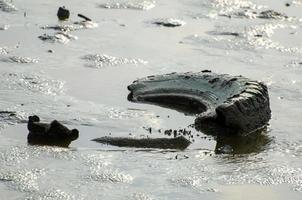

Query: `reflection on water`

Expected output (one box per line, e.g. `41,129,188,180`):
26,133,73,148
195,120,271,154
127,94,271,154
214,128,271,154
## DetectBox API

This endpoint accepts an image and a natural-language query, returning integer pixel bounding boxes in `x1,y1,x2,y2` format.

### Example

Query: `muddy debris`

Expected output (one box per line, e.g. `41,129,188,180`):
27,115,79,147
38,32,77,44
152,18,185,27
78,13,91,21
57,6,70,21
207,31,240,37
258,10,288,19
92,136,191,150
219,8,289,20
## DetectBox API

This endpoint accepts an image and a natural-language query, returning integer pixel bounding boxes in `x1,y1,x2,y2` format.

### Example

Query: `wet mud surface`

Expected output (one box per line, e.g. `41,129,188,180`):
0,0,302,199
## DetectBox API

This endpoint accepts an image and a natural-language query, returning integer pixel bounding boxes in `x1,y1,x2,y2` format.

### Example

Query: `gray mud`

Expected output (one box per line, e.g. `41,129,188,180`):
0,0,302,199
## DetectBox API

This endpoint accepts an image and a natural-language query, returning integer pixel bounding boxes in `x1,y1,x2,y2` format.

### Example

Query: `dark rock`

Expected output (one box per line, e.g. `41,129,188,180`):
92,136,191,150
27,115,79,147
127,71,271,136
57,6,70,21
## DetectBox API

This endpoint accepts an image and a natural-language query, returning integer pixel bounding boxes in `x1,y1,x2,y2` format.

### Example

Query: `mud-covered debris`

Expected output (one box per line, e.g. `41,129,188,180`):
92,136,191,150
5,56,38,64
78,14,91,21
57,6,70,21
27,115,79,147
152,18,185,27
258,10,288,19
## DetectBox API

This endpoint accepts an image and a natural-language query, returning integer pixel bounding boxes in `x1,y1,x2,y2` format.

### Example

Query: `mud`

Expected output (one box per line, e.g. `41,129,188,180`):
92,136,191,150
152,18,186,27
27,116,79,147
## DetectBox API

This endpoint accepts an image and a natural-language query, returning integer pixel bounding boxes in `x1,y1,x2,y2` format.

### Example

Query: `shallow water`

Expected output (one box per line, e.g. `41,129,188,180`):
0,0,302,199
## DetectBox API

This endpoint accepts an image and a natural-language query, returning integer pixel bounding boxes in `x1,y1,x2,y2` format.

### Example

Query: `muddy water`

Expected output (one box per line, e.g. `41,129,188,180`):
0,0,302,199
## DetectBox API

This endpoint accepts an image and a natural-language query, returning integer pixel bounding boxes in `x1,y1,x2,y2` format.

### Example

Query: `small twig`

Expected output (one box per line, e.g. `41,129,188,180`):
77,14,91,21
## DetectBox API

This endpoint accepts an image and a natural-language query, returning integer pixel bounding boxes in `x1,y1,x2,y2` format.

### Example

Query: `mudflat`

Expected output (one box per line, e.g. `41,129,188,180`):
0,0,302,199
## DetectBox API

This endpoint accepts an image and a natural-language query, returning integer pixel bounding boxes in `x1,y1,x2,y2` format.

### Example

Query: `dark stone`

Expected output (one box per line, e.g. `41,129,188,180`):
92,136,191,150
57,6,70,21
27,115,79,147
127,71,271,136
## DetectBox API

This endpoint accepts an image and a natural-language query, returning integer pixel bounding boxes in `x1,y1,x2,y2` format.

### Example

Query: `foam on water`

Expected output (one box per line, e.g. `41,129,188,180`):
1,56,38,64
0,168,45,192
130,193,155,200
185,22,302,54
83,54,148,68
26,189,80,200
100,0,156,10
292,0,302,5
0,47,9,55
41,21,98,32
38,32,78,44
205,0,265,19
86,169,133,183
